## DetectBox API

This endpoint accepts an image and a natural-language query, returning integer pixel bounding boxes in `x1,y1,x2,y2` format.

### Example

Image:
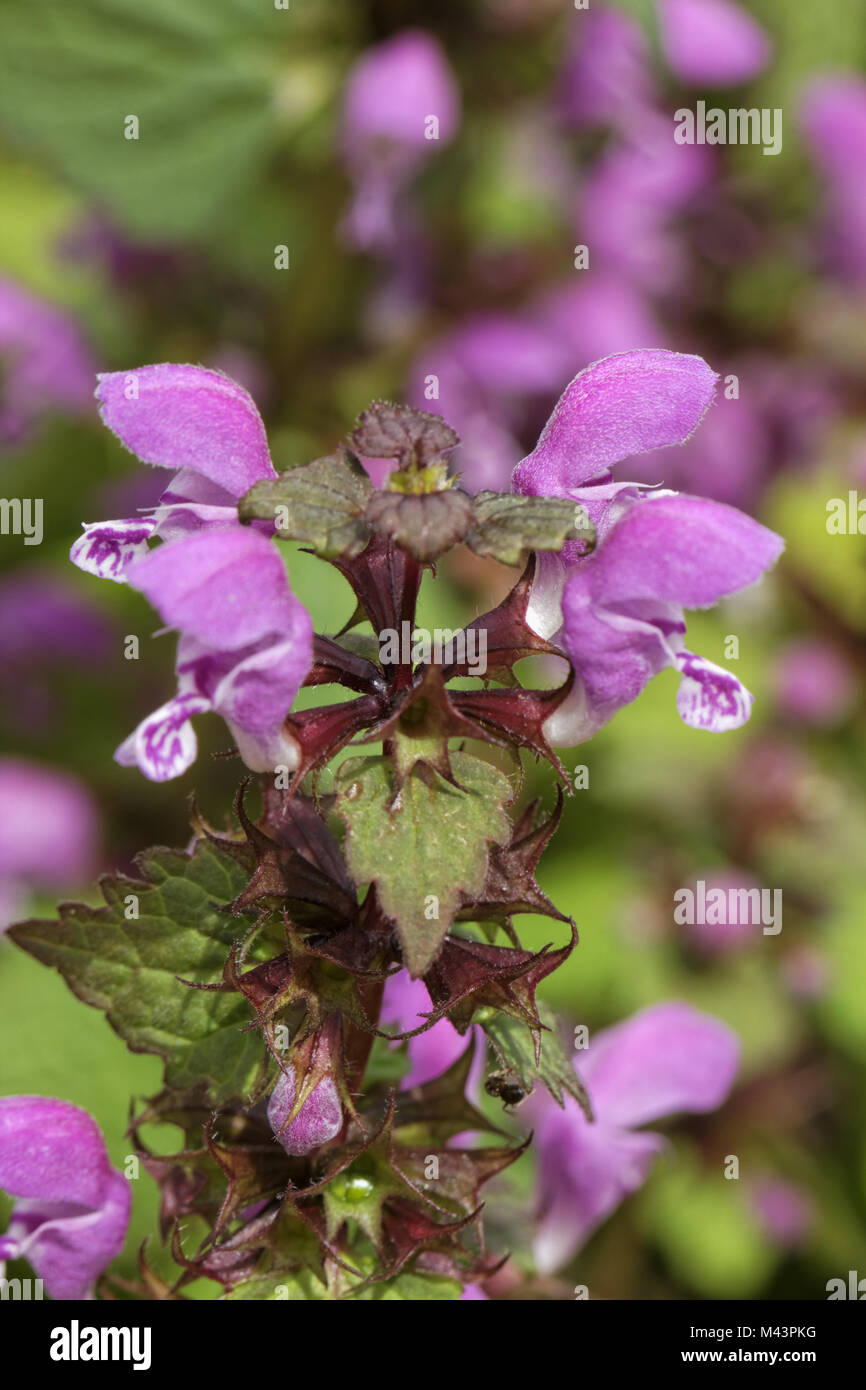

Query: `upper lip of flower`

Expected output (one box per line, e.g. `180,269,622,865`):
0,1095,130,1299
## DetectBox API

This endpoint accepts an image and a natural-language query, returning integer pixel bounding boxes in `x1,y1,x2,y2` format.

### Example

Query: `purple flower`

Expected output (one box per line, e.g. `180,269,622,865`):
116,526,312,780
382,970,471,1088
0,1096,130,1299
513,350,784,742
71,365,313,780
0,277,94,447
773,639,855,727
529,1003,739,1271
267,1069,342,1157
0,759,99,930
656,0,771,86
409,313,566,491
71,363,278,583
801,77,866,286
748,1177,813,1249
340,30,460,255
558,6,656,130
576,114,713,296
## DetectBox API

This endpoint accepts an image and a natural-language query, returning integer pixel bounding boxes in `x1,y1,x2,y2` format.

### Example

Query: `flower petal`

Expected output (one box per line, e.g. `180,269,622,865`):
70,517,157,583
512,350,718,496
0,1096,130,1300
675,649,753,731
582,1002,740,1130
658,0,771,86
533,1109,663,1271
115,691,210,782
575,492,784,610
96,364,276,499
10,1169,130,1301
125,526,301,651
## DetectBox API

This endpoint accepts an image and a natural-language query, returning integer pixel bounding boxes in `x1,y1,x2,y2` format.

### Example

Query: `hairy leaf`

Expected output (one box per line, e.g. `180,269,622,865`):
10,839,266,1105
467,492,594,566
482,1004,592,1116
239,448,373,559
335,752,513,976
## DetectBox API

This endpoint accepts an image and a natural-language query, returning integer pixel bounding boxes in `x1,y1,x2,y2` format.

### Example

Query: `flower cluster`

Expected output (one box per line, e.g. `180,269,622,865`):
3,350,783,1299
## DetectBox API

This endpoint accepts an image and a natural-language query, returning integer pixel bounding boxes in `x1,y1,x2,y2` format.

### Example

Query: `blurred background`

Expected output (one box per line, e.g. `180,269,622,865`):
1,0,866,1298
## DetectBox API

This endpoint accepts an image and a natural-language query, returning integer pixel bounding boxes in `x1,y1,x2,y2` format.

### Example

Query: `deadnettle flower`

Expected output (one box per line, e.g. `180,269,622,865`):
382,970,471,1088
656,0,771,87
71,363,278,583
116,526,312,780
513,350,784,743
0,1096,130,1299
340,30,459,255
529,1003,739,1272
0,277,94,446
0,759,99,930
71,365,313,781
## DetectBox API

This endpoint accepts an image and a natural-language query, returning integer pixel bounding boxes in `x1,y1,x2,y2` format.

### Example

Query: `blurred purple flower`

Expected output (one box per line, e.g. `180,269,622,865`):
657,0,771,86
801,77,866,286
773,639,856,726
340,30,459,255
0,278,94,447
558,6,656,130
529,1002,739,1271
577,115,714,296
748,1177,813,1248
0,1096,130,1299
513,350,783,743
0,574,113,733
677,870,765,954
0,758,99,930
409,313,565,491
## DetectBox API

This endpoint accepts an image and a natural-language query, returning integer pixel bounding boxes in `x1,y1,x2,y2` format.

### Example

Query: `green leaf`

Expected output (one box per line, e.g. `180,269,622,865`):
239,448,373,559
9,839,266,1106
467,492,595,567
335,752,513,977
223,1269,330,1302
482,1003,591,1116
0,0,289,239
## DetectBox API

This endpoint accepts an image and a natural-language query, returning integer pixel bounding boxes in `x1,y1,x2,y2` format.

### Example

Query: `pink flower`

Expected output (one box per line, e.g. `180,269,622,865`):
529,1003,739,1271
0,1097,130,1299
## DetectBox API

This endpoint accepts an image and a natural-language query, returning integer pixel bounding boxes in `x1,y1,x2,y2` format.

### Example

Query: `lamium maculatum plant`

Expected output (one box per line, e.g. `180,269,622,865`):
5,350,783,1300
